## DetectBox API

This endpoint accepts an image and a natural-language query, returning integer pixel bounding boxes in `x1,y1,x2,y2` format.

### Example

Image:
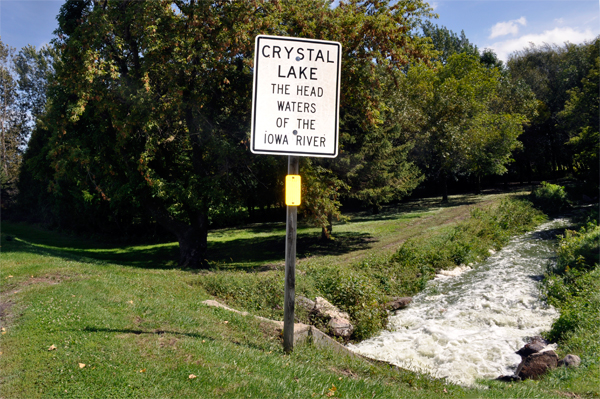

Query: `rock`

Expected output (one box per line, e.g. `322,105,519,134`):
296,296,315,311
328,317,354,338
385,297,412,311
517,350,559,380
516,342,546,358
558,354,581,368
311,297,353,338
312,297,350,320
496,375,521,382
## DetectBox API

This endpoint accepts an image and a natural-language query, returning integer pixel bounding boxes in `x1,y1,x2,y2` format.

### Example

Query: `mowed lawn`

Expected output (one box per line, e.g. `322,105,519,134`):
1,190,573,398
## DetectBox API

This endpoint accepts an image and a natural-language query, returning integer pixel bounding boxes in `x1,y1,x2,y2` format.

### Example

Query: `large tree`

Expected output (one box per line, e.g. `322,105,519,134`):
35,0,435,267
407,53,534,201
507,40,598,181
558,38,599,193
0,40,28,204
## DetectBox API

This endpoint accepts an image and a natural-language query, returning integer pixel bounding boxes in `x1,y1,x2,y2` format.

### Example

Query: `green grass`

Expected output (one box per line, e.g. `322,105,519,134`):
1,191,593,398
541,214,600,398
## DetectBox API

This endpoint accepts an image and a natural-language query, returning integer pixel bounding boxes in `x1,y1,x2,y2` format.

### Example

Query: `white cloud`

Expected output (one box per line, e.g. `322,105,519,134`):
489,27,596,62
429,2,439,11
489,17,527,39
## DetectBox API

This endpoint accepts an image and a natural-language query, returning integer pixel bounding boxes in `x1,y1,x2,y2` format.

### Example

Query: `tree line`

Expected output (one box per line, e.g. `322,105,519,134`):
2,0,598,268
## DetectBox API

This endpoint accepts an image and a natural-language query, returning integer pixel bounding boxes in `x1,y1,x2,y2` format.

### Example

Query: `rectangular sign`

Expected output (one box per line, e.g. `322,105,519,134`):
250,35,341,158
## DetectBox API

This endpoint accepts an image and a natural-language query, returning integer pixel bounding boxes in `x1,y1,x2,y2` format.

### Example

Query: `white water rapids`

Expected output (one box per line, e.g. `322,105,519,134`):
348,219,567,386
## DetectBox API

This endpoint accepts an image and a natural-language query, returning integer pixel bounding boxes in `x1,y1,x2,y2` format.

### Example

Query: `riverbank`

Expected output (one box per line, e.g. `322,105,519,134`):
1,192,597,398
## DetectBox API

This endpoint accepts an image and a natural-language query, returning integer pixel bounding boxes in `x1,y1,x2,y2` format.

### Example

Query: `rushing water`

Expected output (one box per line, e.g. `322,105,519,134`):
348,219,568,386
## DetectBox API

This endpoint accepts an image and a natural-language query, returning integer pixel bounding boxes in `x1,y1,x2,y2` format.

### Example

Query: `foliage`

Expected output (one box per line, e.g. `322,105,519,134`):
508,38,599,183
27,0,436,268
553,221,600,275
0,40,27,203
558,44,599,193
407,53,533,200
530,182,571,214
300,160,349,240
309,266,388,340
200,271,286,320
420,21,478,64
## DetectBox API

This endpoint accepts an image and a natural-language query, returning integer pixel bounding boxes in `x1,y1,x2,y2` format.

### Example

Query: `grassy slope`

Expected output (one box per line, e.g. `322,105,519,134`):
0,191,587,398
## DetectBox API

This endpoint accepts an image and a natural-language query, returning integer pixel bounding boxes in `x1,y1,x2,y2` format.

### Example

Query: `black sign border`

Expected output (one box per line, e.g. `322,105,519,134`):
251,35,341,158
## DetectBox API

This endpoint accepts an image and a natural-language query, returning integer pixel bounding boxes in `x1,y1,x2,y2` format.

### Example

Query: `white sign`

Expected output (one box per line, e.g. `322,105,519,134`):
250,35,341,158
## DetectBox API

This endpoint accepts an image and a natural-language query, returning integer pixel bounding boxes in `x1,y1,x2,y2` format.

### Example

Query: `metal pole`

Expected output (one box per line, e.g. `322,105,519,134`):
283,156,299,353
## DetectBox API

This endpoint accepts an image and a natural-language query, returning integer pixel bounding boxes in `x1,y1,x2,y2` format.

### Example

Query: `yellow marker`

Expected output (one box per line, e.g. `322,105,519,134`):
285,175,301,206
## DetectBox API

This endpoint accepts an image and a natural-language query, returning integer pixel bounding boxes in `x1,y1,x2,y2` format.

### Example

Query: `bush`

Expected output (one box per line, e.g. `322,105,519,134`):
553,222,600,274
311,267,387,341
530,182,571,214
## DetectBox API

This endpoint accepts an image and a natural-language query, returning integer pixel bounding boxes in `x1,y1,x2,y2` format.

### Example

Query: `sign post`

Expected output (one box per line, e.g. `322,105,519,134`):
283,156,299,353
251,35,341,353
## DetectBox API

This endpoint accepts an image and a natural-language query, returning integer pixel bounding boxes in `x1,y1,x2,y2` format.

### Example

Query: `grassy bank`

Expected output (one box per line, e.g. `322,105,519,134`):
1,191,593,398
541,209,600,397
202,197,546,340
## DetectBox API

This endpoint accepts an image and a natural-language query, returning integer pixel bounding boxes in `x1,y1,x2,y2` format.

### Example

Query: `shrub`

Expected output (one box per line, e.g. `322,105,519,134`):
530,182,571,214
309,266,387,341
553,222,600,274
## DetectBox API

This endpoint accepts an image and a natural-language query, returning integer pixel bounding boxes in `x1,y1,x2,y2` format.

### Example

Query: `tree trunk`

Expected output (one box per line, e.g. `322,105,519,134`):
441,172,449,203
321,212,334,240
146,202,209,268
176,222,208,269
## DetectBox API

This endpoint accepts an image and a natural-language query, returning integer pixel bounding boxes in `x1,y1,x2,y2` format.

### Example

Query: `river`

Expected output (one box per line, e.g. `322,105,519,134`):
348,219,567,386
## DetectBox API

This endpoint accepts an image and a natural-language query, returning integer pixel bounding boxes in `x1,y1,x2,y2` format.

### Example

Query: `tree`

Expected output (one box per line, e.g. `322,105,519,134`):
407,53,532,201
558,39,599,193
0,40,27,205
508,40,598,181
34,0,436,268
420,21,478,64
14,44,56,124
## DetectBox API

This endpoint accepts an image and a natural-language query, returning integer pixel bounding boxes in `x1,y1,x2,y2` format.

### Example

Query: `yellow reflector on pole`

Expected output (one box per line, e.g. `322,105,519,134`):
285,175,301,206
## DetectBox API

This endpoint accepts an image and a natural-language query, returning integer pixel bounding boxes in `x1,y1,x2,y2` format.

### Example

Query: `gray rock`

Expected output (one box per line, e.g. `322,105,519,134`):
311,297,354,338
558,354,581,368
312,297,351,320
517,350,559,380
328,316,354,338
296,296,315,311
385,297,412,311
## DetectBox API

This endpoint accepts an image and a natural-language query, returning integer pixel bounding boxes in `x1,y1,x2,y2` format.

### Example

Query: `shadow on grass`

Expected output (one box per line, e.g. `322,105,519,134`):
345,194,483,224
3,221,374,271
3,236,180,269
207,230,375,270
81,325,275,352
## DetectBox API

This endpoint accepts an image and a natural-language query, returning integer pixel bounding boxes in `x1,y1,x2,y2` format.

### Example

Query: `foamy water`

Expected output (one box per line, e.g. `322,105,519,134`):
348,219,566,386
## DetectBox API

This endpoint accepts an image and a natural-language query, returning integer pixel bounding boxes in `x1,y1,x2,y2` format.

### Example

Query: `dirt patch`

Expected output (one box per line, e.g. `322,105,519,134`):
330,367,359,379
0,301,13,321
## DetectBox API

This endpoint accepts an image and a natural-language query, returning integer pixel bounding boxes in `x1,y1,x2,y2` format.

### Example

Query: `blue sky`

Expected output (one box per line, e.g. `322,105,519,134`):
1,0,598,62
